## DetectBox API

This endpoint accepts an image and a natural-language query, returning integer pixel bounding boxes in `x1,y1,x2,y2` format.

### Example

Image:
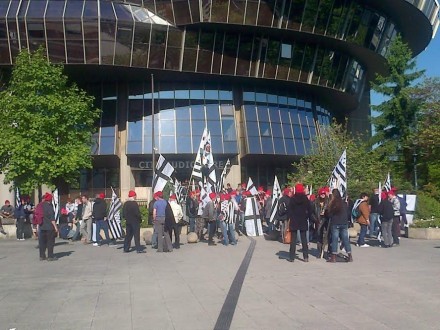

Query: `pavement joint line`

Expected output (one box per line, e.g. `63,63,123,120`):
213,236,256,330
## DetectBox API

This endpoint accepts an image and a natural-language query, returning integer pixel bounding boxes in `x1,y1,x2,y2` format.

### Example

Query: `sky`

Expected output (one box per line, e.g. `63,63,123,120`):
370,33,440,106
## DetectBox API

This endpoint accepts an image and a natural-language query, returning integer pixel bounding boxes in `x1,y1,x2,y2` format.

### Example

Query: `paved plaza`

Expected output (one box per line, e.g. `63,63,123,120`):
0,235,439,330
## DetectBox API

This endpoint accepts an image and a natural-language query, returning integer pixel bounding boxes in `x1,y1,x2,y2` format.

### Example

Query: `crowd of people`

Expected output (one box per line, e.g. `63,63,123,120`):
1,181,407,263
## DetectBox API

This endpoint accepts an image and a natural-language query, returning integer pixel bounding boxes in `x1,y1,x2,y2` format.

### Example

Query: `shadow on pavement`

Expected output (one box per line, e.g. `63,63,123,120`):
54,241,69,246
54,251,74,259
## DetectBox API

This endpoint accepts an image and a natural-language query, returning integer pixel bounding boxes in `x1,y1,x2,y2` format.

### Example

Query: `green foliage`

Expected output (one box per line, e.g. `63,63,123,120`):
411,218,440,228
120,205,152,229
289,120,386,198
370,35,424,182
414,192,440,221
0,48,100,193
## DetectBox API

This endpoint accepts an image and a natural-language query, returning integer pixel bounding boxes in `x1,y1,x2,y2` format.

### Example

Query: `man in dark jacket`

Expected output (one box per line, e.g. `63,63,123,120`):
39,193,58,261
92,193,110,246
123,190,144,253
278,188,291,243
378,192,394,248
287,184,317,263
186,191,198,233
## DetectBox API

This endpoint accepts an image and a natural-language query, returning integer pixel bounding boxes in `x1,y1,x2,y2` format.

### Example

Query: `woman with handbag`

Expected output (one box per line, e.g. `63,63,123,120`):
287,184,317,262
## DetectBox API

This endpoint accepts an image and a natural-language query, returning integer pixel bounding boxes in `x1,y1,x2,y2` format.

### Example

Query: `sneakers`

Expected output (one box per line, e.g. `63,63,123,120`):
92,243,99,247
359,244,370,248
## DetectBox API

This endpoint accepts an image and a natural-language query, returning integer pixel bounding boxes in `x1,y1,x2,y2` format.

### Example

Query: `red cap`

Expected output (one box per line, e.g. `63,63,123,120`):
309,194,316,202
98,193,105,199
44,193,53,201
381,192,388,200
220,194,227,201
4,200,10,204
295,183,305,194
266,190,271,196
154,191,163,199
258,186,264,192
61,208,68,215
283,188,290,196
209,192,217,200
391,186,398,192
128,190,136,197
170,194,177,200
230,190,237,196
318,188,326,195
324,186,330,193
241,183,246,188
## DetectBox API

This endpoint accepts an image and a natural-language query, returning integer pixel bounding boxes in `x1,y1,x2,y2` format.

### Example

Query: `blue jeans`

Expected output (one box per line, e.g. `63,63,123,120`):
152,227,158,249
331,224,352,254
369,213,379,236
221,222,237,245
189,217,195,232
96,219,110,245
357,224,368,245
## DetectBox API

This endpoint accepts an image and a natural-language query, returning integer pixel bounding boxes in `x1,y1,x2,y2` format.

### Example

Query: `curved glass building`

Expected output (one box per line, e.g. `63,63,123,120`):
0,0,438,197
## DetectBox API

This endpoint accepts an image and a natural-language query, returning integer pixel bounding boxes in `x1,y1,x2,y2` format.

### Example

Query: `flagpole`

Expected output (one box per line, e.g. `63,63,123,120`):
151,73,156,201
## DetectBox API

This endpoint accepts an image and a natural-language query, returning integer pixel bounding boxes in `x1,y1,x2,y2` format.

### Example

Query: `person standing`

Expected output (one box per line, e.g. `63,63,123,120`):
287,184,317,263
369,188,380,237
169,194,183,249
39,193,58,261
314,188,329,258
327,189,353,263
153,191,173,252
92,193,111,246
123,190,145,253
378,192,394,248
356,193,370,247
388,189,401,246
278,188,291,243
203,193,217,246
14,196,26,240
186,191,198,233
80,195,92,244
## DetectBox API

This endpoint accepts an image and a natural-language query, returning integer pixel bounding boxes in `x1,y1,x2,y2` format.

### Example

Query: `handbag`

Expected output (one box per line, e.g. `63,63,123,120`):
283,219,291,244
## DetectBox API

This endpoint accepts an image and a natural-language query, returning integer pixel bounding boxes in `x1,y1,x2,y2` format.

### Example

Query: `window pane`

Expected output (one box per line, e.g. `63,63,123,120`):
224,141,238,153
222,118,236,141
271,122,283,137
176,106,190,120
176,120,191,136
296,139,305,155
207,120,222,136
282,123,293,138
206,104,220,121
161,120,175,135
191,105,205,120
246,121,259,137
160,136,176,153
248,137,261,153
259,122,271,137
127,141,142,154
257,106,269,122
261,137,274,153
273,138,286,154
99,136,115,155
244,105,257,121
285,139,295,155
177,136,193,153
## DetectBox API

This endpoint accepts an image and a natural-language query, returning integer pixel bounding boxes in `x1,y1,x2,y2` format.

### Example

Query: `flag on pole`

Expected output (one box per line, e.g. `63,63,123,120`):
217,159,231,192
383,172,391,192
15,187,20,209
108,187,123,239
246,177,258,196
378,181,382,201
269,176,282,225
328,149,347,198
191,128,209,181
174,178,185,205
152,154,175,193
52,188,60,223
204,131,217,193
244,196,263,236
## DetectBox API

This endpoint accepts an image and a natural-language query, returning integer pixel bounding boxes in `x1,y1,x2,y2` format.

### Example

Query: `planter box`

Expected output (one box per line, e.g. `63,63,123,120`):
408,227,440,240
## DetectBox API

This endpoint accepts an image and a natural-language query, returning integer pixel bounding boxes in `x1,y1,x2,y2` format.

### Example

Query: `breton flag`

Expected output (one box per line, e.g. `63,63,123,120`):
191,128,209,181
246,177,258,196
52,188,60,223
269,176,282,225
217,159,231,192
174,178,185,205
152,154,175,193
244,196,263,236
383,172,392,192
328,149,347,198
108,187,123,239
15,187,20,209
204,131,217,193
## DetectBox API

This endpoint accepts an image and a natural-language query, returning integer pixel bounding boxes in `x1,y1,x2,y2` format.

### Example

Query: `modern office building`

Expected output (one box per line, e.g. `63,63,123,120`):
0,0,438,199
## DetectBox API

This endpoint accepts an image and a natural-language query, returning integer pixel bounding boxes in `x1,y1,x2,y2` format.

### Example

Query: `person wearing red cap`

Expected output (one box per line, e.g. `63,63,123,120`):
202,192,217,245
39,192,59,261
387,189,401,246
277,187,292,243
92,193,111,247
285,184,317,263
314,188,330,258
122,190,145,253
0,199,14,235
186,191,198,233
152,191,173,252
378,193,394,248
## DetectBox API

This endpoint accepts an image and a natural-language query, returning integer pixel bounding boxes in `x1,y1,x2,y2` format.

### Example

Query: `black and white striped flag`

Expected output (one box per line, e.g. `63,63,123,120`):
383,172,391,192
174,179,185,205
52,188,60,223
191,128,209,181
152,154,175,193
204,131,217,194
328,149,347,198
217,159,231,192
108,187,123,239
246,177,258,196
269,176,282,225
15,187,20,209
244,196,263,236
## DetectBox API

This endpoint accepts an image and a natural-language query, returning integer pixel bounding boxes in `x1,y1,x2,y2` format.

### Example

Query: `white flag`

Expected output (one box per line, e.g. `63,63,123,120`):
108,187,123,239
328,149,347,198
217,159,231,192
52,188,60,223
191,128,209,181
383,172,391,192
246,177,258,196
269,176,282,224
204,131,217,193
244,196,263,236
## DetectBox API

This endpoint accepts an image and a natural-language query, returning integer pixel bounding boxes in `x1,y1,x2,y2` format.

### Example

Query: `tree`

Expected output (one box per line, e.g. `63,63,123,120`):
371,35,424,182
289,121,391,198
0,48,100,194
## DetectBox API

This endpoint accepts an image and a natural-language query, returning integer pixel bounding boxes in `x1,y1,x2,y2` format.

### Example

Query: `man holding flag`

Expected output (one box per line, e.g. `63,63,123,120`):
122,190,145,253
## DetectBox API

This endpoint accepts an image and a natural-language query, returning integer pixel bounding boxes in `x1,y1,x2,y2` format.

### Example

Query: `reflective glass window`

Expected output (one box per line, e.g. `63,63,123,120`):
175,90,190,99
176,106,190,120
274,138,286,154
27,1,47,18
127,141,142,154
211,136,223,153
219,90,233,101
255,93,266,103
285,139,296,154
248,137,262,153
192,120,206,136
303,139,311,154
206,104,220,121
244,105,257,121
205,90,219,100
160,136,176,153
100,1,115,20
261,137,274,154
176,120,191,136
282,123,293,139
246,121,259,137
236,34,253,76
279,109,291,124
257,106,269,122
84,0,98,17
128,122,143,141
243,92,256,102
271,122,283,138
177,136,193,153
207,120,222,136
224,141,238,153
222,118,236,141
220,105,234,116
161,120,175,135
295,139,305,155
293,124,302,138
290,110,300,124
259,122,271,137
269,107,281,123
222,33,238,75
101,126,115,137
65,0,84,18
160,108,175,120
99,136,115,155
191,105,205,120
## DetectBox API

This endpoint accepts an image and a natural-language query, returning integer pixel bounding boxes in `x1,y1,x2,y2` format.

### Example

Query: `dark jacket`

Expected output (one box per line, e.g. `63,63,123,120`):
148,199,155,225
369,193,380,213
92,198,107,220
288,194,316,231
14,205,26,219
186,196,198,217
327,202,348,225
41,201,55,231
165,202,175,232
378,199,394,222
123,200,142,224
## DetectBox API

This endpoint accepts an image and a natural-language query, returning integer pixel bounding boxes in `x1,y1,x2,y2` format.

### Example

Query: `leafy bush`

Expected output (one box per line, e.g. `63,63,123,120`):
411,218,440,228
415,192,440,220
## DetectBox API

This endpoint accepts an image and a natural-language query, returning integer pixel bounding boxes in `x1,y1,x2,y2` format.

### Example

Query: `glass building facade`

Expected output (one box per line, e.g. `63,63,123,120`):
0,0,438,195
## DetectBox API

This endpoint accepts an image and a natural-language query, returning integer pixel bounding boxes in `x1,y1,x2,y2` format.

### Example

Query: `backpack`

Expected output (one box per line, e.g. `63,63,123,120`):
32,202,44,226
351,199,362,221
277,201,288,218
